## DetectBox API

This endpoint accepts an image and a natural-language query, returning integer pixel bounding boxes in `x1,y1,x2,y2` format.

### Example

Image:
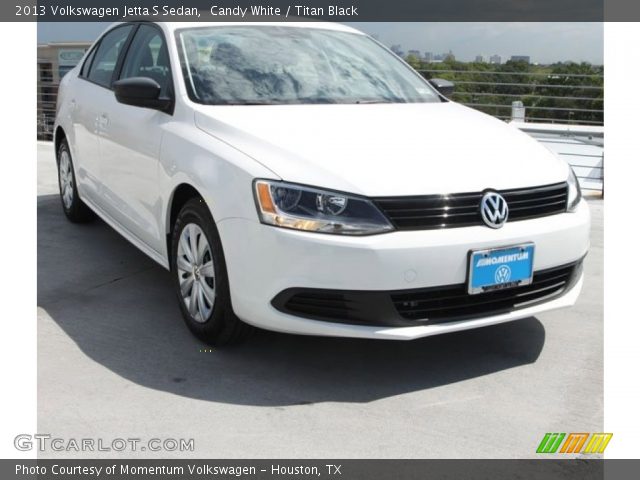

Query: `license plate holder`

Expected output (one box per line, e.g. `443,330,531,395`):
468,243,535,295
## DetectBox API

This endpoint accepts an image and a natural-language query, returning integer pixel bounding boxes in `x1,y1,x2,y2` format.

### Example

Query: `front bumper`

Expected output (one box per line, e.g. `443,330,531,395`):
217,199,590,339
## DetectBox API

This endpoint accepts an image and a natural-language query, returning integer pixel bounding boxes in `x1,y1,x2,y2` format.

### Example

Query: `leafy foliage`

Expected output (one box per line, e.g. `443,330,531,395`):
417,59,603,125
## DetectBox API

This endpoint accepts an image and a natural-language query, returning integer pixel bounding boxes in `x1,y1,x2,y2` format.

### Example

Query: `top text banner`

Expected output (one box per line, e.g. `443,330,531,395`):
7,0,610,22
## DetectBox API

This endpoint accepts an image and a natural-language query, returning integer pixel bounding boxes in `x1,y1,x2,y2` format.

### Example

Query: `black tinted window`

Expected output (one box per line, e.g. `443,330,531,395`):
87,25,133,87
80,47,96,77
120,25,171,96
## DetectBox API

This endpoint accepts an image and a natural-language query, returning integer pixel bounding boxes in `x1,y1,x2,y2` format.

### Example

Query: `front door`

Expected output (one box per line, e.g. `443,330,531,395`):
71,24,134,206
96,24,173,255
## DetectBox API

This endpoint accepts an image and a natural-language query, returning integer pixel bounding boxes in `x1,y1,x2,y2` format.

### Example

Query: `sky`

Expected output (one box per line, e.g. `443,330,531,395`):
348,23,603,64
37,22,604,65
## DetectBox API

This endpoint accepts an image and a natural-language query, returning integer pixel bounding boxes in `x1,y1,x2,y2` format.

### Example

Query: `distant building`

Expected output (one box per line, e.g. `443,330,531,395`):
423,52,433,63
510,55,531,64
489,54,502,64
38,42,91,139
475,55,485,63
390,44,404,57
407,50,422,59
444,50,455,62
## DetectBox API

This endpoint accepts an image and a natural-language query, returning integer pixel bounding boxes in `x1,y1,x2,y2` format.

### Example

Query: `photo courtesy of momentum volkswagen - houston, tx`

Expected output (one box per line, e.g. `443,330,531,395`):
54,21,590,345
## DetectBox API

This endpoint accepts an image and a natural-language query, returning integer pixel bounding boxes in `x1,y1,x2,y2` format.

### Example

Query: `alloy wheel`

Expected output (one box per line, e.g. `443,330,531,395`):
176,223,216,322
59,150,74,209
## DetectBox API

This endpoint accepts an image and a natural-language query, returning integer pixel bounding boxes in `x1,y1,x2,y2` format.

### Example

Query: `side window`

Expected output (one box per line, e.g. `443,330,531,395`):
80,47,96,77
120,25,172,97
87,25,134,88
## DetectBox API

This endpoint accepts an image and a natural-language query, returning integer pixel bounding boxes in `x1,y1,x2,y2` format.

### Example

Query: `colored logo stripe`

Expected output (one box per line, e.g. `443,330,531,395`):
536,433,565,453
537,433,613,454
560,433,589,453
583,433,613,454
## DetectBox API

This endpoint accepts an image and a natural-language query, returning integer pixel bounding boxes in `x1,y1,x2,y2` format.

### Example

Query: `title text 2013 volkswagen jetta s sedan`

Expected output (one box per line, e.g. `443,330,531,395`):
54,22,590,345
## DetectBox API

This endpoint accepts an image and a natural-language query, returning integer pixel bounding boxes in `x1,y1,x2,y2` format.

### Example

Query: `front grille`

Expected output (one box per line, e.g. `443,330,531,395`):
373,182,568,230
281,291,355,322
392,262,580,322
272,260,582,327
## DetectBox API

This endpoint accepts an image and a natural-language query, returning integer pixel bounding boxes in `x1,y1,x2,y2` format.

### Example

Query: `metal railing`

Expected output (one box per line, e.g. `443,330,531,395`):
512,122,604,195
37,65,61,139
417,68,604,126
37,66,604,137
36,65,605,195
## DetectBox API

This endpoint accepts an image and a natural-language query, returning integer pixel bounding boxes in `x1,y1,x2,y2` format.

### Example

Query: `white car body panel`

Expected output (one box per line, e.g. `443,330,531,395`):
96,99,166,252
217,201,589,339
64,75,104,205
54,21,590,340
193,102,569,196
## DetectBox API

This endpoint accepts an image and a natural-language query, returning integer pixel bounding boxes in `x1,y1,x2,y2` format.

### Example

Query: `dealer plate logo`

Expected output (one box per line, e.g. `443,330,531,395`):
494,265,512,283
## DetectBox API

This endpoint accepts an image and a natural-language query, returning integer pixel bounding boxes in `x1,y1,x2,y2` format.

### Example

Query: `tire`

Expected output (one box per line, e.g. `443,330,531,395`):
171,197,253,346
57,139,95,223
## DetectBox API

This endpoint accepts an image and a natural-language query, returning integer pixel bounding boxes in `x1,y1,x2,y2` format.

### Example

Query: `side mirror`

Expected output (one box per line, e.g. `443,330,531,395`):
428,78,455,97
113,77,172,112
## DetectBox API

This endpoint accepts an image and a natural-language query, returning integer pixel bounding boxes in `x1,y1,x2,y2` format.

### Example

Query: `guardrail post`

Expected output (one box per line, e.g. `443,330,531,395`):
601,153,604,198
511,101,525,122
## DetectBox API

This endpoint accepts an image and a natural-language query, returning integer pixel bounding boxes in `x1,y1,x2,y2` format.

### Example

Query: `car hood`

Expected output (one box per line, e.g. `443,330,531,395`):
193,101,568,196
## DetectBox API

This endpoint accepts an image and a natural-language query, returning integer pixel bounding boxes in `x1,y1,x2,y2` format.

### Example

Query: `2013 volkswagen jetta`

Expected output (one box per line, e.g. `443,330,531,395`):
54,21,590,345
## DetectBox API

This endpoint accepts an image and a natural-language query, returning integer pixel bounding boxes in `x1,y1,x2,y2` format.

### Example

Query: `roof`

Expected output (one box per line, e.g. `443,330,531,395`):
100,21,363,37
165,21,360,33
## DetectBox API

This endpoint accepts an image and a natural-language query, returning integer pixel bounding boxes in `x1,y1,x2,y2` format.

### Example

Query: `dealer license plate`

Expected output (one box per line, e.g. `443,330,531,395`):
468,243,535,295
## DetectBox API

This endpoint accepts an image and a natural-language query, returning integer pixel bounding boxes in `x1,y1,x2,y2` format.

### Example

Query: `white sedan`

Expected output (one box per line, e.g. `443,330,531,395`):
54,21,590,345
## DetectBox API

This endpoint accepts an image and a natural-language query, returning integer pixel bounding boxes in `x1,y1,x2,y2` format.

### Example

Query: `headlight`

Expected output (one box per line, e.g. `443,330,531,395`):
567,168,582,212
254,180,394,235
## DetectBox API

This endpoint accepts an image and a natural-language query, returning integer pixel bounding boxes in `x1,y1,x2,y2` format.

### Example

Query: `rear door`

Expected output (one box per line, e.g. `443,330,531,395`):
96,23,174,255
71,24,134,205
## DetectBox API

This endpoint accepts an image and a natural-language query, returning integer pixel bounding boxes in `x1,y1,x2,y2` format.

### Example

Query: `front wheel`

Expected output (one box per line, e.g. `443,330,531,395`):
171,198,253,346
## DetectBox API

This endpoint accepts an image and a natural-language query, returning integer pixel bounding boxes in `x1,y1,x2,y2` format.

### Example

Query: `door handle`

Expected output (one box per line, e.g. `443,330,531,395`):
95,113,110,135
99,113,109,127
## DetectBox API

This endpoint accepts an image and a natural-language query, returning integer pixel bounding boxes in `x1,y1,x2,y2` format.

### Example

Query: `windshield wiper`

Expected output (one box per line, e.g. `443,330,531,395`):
214,100,277,106
355,99,395,104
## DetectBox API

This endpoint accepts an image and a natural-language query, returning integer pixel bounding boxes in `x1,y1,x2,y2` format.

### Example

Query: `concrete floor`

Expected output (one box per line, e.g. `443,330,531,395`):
37,142,603,458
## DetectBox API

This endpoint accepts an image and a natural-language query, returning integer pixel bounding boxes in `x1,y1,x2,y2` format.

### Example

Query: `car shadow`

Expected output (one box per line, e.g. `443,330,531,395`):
38,194,546,406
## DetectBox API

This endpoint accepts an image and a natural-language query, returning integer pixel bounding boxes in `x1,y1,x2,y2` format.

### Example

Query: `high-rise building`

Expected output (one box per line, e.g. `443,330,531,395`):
423,52,433,63
475,55,485,63
489,54,502,64
510,55,531,64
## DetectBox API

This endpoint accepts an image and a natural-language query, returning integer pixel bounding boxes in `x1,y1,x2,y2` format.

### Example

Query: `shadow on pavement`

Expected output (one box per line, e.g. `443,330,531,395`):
38,194,546,406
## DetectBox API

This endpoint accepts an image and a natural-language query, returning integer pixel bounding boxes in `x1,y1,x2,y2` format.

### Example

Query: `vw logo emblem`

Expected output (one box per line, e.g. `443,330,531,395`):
495,265,512,284
480,191,509,229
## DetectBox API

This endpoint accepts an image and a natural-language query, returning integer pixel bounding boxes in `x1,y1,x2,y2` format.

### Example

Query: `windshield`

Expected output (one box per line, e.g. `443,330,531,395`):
176,26,441,105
